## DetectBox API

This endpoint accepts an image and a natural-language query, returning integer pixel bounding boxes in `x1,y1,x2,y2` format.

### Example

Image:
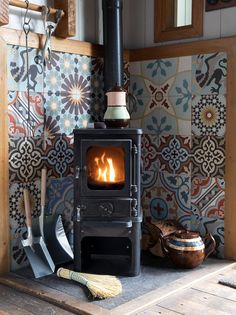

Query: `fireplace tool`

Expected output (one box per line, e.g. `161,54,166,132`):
21,189,55,278
39,168,74,266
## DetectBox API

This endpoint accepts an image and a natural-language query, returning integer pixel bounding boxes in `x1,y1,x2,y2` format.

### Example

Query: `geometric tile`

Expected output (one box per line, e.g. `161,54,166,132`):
141,134,159,171
191,177,225,218
7,45,44,93
10,224,28,271
44,135,74,178
46,176,74,235
192,94,226,136
192,136,225,178
9,136,44,183
158,135,191,174
8,90,44,137
192,52,227,95
159,172,192,215
9,180,41,228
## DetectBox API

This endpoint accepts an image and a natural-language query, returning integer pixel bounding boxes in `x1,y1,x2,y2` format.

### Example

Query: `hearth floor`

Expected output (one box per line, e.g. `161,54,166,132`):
0,252,235,315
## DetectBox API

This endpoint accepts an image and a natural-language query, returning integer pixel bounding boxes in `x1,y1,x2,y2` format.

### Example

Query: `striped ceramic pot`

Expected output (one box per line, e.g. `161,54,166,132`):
161,230,216,269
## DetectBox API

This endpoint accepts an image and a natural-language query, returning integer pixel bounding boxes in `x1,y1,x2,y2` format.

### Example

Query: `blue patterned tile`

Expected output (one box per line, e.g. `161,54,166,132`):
158,135,191,174
141,134,159,171
90,97,105,122
192,94,226,136
130,75,150,98
45,134,74,178
169,70,191,98
46,176,73,234
192,52,227,95
8,45,44,93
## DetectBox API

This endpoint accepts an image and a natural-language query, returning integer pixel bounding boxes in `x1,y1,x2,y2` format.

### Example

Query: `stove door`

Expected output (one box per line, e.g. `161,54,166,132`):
79,139,132,197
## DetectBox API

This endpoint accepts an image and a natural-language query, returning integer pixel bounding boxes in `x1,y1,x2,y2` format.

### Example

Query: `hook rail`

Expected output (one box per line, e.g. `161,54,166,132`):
9,0,65,17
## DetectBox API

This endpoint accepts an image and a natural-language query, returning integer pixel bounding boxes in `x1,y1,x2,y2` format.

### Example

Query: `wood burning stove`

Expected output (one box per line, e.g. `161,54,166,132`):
73,128,142,276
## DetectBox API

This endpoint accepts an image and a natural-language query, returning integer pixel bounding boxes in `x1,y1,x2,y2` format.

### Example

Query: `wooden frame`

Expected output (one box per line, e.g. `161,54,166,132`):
154,0,203,42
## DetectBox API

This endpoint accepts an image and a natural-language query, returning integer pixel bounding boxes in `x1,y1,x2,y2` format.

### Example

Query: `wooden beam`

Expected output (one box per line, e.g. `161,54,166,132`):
54,0,76,38
0,36,9,273
0,0,9,26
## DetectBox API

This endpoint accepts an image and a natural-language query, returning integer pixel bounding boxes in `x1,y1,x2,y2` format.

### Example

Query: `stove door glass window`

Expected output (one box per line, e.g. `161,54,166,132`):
87,146,125,190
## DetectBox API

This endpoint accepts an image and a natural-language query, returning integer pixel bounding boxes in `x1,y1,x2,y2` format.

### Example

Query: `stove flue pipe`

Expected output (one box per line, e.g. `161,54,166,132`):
102,0,124,92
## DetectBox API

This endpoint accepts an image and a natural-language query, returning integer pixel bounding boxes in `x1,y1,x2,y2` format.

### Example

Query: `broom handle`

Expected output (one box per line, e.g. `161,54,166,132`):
57,268,88,286
39,168,47,239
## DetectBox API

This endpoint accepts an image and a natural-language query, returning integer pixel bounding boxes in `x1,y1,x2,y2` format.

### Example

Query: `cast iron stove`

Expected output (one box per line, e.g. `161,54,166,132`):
73,128,142,276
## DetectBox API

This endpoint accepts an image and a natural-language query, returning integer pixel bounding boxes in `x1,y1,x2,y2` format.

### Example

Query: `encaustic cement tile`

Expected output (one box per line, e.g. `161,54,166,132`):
191,177,225,219
9,136,44,183
8,90,44,137
192,94,226,137
44,134,74,178
192,136,225,178
141,134,159,171
7,45,44,93
46,176,74,235
192,52,227,95
158,135,191,175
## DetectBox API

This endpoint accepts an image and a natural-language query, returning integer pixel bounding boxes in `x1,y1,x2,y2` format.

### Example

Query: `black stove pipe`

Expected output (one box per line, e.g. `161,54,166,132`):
102,0,124,92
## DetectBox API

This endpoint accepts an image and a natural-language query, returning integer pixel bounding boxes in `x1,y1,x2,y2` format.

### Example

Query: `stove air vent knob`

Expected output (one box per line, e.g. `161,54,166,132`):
99,202,114,216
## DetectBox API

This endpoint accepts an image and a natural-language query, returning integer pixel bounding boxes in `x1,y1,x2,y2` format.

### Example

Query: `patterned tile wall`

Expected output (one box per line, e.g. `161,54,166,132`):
7,45,105,270
130,53,227,258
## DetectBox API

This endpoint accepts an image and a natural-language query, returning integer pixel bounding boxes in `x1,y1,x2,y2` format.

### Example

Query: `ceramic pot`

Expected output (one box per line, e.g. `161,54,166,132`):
160,230,216,269
104,86,130,128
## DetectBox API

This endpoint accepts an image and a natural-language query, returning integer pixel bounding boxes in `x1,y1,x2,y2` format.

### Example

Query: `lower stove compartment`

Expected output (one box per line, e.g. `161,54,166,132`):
74,219,142,276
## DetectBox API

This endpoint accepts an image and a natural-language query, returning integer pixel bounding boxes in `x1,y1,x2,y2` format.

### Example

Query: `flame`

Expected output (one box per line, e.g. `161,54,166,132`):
94,153,116,183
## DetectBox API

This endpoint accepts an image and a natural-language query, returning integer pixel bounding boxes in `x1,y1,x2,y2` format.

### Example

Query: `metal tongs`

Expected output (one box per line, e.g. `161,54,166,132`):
39,6,63,65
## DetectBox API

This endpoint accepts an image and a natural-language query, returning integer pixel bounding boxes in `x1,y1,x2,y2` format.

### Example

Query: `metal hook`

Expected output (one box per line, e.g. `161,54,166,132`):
23,0,31,35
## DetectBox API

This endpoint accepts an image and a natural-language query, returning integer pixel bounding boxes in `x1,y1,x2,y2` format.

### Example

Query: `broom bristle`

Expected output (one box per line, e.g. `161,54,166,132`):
57,268,122,299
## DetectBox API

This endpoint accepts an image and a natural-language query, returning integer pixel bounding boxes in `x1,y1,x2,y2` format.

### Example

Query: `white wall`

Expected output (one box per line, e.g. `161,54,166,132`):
6,0,236,49
125,0,236,49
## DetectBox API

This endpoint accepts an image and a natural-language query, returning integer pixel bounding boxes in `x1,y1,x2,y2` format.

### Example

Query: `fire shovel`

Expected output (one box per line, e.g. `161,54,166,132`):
21,188,55,278
40,168,73,266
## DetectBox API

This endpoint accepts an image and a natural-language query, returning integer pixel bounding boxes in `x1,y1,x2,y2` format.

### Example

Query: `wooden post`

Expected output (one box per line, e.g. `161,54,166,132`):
0,0,9,26
0,36,9,273
54,0,76,38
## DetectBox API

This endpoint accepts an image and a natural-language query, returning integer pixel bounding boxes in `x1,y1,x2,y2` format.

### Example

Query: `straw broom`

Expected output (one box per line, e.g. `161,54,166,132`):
57,268,122,299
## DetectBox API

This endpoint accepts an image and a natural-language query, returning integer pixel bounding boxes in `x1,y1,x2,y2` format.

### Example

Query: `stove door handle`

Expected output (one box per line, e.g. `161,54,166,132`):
75,166,81,179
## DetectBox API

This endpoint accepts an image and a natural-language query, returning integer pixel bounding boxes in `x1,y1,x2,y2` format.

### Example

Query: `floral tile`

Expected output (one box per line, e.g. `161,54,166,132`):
158,135,191,174
60,52,78,79
8,45,44,93
9,180,41,228
129,96,151,121
44,51,60,72
192,52,227,95
46,176,73,235
89,97,105,122
76,55,93,78
191,216,224,258
75,111,91,129
90,73,104,100
141,167,159,194
61,74,91,116
44,68,62,94
159,172,192,215
141,58,178,85
168,70,191,98
91,57,104,76
43,116,61,141
8,90,44,137
192,94,226,136
191,177,225,218
9,136,44,183
192,136,225,178
141,134,159,171
44,134,74,178
130,75,151,99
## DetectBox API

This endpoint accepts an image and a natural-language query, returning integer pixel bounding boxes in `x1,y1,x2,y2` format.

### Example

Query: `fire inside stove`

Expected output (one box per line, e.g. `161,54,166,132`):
87,146,125,189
